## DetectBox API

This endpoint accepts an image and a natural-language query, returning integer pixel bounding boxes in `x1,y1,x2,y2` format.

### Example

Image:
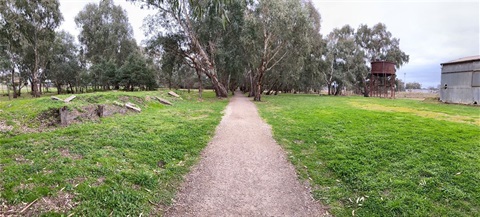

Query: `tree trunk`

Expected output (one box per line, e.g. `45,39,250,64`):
69,83,74,93
274,89,279,95
254,79,262,101
327,83,331,95
32,43,41,97
254,65,266,101
265,79,278,95
362,77,369,97
17,84,23,97
248,76,255,97
227,73,231,95
7,83,11,100
56,82,61,94
195,68,203,98
11,69,17,98
205,69,228,98
212,78,228,98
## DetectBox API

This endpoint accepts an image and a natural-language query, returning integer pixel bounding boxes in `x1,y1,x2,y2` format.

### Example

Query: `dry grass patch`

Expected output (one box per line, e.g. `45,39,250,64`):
0,192,77,216
59,148,83,160
0,121,13,133
349,101,480,126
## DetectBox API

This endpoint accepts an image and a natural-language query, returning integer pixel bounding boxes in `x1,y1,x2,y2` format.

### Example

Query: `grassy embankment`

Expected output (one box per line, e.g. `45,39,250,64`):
257,95,479,216
0,90,228,216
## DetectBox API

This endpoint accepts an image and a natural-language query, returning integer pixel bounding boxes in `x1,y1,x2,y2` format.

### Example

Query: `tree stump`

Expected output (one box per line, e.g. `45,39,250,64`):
59,106,69,126
97,105,105,117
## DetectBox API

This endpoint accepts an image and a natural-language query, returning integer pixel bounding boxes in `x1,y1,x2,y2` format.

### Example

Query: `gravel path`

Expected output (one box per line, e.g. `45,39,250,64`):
166,92,327,216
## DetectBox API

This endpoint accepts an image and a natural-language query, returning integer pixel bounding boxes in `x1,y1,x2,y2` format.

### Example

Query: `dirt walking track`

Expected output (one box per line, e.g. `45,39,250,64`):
166,92,327,216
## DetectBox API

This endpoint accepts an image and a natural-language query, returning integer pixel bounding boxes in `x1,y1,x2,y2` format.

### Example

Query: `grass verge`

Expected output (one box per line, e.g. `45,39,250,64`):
256,94,480,216
0,90,228,216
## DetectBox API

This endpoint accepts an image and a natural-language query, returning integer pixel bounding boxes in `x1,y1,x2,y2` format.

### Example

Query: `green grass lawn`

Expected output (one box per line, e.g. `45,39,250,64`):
0,90,228,216
0,86,59,101
256,94,480,216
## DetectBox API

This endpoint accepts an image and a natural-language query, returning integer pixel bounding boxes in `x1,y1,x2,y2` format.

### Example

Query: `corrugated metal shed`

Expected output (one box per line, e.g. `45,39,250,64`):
441,55,480,65
440,56,480,105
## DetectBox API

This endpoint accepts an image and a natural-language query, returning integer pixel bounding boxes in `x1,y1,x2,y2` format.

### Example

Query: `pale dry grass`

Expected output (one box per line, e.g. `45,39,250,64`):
350,101,480,126
396,91,439,99
0,191,77,216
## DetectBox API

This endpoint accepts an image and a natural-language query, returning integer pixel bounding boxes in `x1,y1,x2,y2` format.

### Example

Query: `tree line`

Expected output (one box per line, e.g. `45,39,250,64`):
0,0,156,98
1,0,409,101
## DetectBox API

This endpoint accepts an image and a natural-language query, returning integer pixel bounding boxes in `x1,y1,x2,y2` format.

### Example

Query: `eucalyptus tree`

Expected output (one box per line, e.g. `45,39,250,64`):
119,52,157,91
159,41,182,89
322,26,348,95
299,34,327,93
204,0,247,94
0,0,63,97
333,25,368,95
355,23,409,96
144,32,202,93
138,0,237,97
243,0,313,101
75,0,137,89
323,25,372,95
295,1,325,93
0,20,17,97
48,31,81,94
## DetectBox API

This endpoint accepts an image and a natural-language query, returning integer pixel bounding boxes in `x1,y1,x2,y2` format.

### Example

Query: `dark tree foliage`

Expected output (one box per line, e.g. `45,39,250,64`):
120,53,157,91
48,31,81,94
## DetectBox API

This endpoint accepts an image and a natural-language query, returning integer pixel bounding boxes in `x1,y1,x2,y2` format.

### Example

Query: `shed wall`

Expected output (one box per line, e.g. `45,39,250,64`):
440,60,480,104
442,61,480,73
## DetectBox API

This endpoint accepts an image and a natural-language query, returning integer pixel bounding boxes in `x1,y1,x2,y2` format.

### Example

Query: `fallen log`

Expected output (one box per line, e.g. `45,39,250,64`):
113,101,124,107
64,95,76,103
155,96,173,106
168,91,180,98
125,102,141,112
51,96,62,101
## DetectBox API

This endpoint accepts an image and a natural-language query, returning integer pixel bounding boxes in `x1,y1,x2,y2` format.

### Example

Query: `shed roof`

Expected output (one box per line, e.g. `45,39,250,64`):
441,55,480,65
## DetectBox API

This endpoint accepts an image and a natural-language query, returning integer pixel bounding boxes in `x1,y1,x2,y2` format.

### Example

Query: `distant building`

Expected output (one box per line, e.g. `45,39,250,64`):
440,56,480,105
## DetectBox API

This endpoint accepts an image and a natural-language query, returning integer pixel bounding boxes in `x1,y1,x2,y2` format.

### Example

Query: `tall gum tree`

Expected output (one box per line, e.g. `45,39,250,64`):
0,0,63,97
322,25,358,95
49,31,81,94
75,0,137,90
244,0,311,101
136,0,231,97
297,1,325,94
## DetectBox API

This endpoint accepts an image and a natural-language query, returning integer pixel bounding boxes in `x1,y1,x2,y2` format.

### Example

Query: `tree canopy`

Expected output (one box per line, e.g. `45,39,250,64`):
0,0,410,99
0,0,63,97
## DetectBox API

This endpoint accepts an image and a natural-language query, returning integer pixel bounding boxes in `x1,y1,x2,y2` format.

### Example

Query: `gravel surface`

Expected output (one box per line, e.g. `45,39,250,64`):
166,92,327,216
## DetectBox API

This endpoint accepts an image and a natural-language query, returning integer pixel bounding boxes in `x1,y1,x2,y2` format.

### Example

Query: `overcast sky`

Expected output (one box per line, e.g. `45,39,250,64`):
58,0,479,88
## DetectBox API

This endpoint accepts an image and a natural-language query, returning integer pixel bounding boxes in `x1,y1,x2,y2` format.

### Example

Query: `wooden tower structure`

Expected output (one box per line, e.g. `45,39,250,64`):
369,61,396,98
